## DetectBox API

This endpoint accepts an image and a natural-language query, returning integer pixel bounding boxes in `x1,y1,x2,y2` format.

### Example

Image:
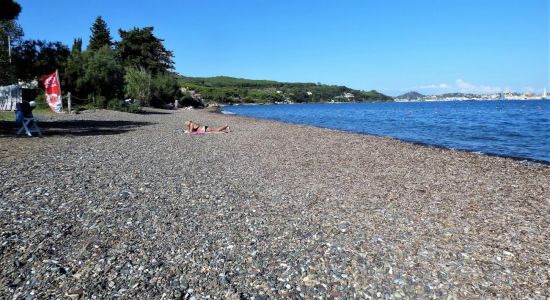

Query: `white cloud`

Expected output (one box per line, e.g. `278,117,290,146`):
415,79,505,94
418,83,451,89
455,79,502,93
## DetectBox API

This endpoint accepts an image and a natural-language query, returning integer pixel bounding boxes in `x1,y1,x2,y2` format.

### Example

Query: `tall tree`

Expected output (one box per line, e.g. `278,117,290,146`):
150,72,181,107
88,16,112,51
11,40,69,81
71,38,82,54
64,38,85,94
116,27,174,75
0,20,23,84
0,0,22,21
124,67,152,105
0,0,23,84
81,46,124,101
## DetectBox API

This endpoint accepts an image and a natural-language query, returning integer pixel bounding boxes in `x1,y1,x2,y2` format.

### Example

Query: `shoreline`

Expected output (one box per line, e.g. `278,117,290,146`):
217,105,550,167
1,108,549,298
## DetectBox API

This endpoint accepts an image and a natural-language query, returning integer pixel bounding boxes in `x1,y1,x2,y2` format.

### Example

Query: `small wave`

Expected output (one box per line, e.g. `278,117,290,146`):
226,100,550,163
520,160,549,168
221,110,235,115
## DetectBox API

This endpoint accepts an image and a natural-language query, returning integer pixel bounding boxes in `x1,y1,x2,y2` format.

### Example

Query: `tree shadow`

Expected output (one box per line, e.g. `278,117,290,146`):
0,119,155,137
138,110,172,115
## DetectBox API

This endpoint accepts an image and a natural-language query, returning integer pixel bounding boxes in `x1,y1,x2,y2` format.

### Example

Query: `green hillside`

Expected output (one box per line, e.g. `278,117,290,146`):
396,91,425,100
178,76,393,105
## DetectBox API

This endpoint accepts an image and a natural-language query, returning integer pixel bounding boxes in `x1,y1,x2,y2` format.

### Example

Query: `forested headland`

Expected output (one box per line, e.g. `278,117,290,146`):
179,76,392,105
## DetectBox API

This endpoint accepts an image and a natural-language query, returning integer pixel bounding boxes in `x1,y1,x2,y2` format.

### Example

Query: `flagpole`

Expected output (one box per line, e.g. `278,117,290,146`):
55,69,64,111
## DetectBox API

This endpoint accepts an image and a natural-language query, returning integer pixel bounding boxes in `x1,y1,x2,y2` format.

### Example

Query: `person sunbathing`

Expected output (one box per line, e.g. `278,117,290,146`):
184,120,230,134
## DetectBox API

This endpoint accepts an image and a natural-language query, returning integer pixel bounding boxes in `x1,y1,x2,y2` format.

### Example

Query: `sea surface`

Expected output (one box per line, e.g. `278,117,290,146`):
223,100,550,164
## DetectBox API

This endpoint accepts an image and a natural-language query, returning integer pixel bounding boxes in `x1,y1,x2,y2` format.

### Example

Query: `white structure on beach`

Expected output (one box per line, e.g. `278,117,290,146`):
0,84,22,111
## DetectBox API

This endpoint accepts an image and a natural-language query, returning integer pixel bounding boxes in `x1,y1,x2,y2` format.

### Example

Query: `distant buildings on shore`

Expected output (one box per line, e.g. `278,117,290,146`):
395,89,549,102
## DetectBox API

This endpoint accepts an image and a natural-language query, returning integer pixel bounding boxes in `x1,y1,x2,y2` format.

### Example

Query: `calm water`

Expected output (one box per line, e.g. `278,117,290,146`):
223,100,550,164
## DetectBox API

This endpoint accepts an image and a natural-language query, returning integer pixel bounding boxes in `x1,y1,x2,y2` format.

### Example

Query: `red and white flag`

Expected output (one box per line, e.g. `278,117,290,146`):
40,71,62,113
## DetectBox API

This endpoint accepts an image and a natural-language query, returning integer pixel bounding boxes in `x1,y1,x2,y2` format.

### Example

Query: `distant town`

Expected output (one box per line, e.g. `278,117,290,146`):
395,89,548,102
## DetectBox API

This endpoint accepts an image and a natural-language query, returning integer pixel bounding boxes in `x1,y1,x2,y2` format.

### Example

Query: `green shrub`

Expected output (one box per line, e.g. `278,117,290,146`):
126,103,141,113
107,99,124,110
124,67,151,106
106,99,141,113
94,95,107,108
150,73,180,107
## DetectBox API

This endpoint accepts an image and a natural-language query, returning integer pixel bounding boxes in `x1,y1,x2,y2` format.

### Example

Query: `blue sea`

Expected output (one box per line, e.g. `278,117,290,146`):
223,100,550,164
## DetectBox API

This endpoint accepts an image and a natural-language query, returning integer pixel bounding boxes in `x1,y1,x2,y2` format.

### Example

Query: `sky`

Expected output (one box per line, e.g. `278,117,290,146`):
16,0,549,96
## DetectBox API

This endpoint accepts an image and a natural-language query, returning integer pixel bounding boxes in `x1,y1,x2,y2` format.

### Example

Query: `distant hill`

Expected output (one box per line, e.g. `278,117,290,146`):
396,91,425,100
178,76,393,105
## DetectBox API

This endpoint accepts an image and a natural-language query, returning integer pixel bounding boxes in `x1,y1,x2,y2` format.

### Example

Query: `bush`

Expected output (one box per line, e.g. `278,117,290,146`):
150,73,180,107
179,92,204,108
107,99,141,113
126,103,141,113
78,47,124,101
107,99,125,110
124,67,151,106
94,95,107,108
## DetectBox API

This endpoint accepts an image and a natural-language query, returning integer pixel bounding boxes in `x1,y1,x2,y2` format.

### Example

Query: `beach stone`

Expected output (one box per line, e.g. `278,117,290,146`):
0,107,548,298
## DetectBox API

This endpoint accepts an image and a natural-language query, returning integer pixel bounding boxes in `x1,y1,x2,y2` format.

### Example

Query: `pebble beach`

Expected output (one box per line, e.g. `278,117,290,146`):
1,108,549,299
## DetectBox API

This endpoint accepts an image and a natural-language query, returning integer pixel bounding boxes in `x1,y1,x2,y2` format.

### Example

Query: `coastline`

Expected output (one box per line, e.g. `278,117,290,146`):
1,108,549,298
220,101,550,166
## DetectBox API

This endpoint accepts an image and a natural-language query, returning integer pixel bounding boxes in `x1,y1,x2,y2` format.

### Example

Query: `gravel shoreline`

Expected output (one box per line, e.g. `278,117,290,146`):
1,108,549,299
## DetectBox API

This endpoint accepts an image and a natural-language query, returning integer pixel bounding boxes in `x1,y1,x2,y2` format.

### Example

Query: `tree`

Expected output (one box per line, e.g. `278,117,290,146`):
81,46,124,102
124,67,152,106
71,38,82,54
0,20,23,84
64,38,85,95
0,0,24,85
88,16,112,51
150,72,181,107
116,27,174,75
11,40,69,82
0,0,22,21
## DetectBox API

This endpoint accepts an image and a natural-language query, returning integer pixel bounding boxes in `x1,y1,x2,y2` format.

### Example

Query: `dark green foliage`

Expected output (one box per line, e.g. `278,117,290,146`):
0,20,23,84
107,99,141,113
93,95,106,108
150,72,181,107
359,90,394,101
80,46,124,103
180,92,204,107
124,67,152,105
246,90,284,103
0,0,21,21
71,38,82,54
0,55,16,85
116,27,174,75
11,40,69,82
179,76,393,104
88,16,112,51
63,39,84,94
127,103,142,113
181,76,282,88
65,46,124,105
